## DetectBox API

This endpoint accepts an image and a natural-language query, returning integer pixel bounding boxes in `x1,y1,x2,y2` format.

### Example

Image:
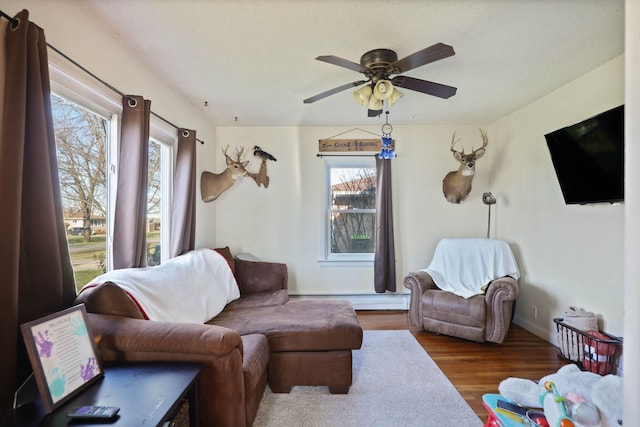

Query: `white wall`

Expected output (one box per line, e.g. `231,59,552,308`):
489,56,625,339
211,126,492,297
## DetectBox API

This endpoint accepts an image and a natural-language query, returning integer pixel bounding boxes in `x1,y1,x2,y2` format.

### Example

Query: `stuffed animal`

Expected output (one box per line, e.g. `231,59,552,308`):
498,364,623,427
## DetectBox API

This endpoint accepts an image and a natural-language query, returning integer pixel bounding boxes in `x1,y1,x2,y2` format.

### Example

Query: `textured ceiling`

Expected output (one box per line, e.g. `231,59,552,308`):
84,0,624,127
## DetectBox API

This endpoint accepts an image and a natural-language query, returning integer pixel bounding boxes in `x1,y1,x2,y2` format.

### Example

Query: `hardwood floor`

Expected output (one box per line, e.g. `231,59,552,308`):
357,310,568,422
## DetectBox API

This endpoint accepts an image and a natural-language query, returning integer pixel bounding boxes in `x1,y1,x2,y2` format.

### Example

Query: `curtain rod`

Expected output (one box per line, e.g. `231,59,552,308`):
1,10,18,28
0,10,204,144
46,44,205,145
316,153,397,158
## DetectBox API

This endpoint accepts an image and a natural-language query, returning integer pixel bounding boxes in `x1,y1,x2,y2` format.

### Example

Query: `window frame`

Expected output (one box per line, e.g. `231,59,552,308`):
321,158,376,265
49,55,177,271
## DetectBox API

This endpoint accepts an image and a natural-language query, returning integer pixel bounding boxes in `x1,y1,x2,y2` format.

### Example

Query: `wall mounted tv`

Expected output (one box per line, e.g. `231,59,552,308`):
544,104,624,205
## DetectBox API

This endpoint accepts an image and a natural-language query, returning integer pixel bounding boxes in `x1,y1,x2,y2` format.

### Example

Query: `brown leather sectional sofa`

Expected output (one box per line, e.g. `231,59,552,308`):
75,248,363,427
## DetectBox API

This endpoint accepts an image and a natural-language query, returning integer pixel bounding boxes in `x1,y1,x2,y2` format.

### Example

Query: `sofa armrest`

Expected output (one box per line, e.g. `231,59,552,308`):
88,313,242,357
402,271,437,326
234,258,288,294
483,277,519,344
86,313,248,427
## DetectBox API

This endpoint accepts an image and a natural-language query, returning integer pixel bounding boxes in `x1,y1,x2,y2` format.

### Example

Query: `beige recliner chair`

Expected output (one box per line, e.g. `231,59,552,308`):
403,238,520,344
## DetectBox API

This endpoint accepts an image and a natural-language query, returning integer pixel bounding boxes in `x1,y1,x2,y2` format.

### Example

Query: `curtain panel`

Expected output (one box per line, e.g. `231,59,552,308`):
170,128,197,257
0,9,76,421
112,95,151,269
374,157,396,292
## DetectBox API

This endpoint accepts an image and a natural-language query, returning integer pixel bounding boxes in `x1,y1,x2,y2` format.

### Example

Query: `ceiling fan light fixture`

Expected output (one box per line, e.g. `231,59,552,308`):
373,80,394,100
353,85,373,106
388,87,404,106
367,95,383,111
305,43,456,117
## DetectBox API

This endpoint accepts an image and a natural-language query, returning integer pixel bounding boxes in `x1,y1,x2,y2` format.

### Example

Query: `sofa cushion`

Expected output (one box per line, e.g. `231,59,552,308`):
208,300,363,353
75,282,146,319
234,258,288,294
214,246,236,276
241,334,270,394
421,290,485,327
224,289,289,311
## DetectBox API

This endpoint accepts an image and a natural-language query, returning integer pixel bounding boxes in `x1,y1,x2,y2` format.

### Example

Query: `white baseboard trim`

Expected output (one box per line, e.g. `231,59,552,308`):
513,315,557,346
289,293,410,310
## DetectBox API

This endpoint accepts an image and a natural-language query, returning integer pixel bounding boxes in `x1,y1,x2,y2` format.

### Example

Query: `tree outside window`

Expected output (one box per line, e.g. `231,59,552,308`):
329,165,377,255
52,94,109,289
52,94,165,290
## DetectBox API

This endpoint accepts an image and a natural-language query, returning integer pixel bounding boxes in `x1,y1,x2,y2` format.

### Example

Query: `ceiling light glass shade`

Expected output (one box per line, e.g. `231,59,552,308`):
367,95,383,111
353,85,373,106
388,87,403,106
373,80,394,100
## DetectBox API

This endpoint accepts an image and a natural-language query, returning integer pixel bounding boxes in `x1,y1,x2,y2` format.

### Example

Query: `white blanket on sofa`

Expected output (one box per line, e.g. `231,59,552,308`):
422,238,520,299
85,248,240,323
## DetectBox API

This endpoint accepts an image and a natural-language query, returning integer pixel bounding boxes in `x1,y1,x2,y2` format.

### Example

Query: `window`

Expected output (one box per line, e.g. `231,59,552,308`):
324,160,377,262
52,94,110,290
146,137,173,266
50,61,176,291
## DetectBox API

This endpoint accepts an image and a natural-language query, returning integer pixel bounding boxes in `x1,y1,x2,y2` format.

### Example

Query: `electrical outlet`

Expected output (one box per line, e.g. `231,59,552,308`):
530,305,538,319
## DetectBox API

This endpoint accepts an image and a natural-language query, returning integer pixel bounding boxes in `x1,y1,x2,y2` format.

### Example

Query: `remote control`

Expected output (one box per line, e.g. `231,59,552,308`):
496,399,528,417
67,405,120,419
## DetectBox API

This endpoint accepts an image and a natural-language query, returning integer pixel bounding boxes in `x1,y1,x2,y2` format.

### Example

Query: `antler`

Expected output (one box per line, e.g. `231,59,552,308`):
235,146,245,162
222,144,230,158
472,129,488,154
450,131,464,155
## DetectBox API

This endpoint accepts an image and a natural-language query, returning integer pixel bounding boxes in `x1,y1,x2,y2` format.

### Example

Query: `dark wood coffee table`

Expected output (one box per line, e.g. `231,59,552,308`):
10,362,202,427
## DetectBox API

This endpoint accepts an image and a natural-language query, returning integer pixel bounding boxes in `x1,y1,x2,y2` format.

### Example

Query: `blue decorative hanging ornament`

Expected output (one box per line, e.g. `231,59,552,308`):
379,113,396,159
379,136,395,159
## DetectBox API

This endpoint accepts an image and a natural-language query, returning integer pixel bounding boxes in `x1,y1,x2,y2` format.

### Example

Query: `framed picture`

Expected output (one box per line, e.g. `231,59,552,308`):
20,304,103,413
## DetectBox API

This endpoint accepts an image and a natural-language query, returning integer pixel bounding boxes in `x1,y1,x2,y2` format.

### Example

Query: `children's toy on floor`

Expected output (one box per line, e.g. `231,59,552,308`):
498,364,623,427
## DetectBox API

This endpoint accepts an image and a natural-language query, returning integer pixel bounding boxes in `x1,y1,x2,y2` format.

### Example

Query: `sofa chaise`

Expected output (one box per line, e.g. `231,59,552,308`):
74,247,363,427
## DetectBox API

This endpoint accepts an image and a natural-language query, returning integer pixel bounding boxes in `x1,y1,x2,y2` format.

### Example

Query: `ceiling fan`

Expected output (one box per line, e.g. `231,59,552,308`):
303,42,457,117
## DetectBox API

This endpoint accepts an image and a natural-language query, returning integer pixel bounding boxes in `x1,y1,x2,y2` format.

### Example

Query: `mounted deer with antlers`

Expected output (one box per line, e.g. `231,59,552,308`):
200,145,249,202
442,129,488,204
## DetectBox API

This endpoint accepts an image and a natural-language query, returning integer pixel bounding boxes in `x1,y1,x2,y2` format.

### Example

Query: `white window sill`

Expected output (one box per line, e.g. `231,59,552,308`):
317,258,374,267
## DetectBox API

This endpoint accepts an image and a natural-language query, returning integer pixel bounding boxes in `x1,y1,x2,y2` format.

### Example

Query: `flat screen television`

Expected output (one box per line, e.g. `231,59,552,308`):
544,104,624,205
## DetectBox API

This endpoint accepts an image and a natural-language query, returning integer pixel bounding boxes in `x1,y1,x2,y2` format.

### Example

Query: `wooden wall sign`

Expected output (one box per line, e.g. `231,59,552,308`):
319,138,395,153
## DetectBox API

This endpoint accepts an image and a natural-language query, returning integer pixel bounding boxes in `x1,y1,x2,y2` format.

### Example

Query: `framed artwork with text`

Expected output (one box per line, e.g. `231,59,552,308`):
20,304,103,413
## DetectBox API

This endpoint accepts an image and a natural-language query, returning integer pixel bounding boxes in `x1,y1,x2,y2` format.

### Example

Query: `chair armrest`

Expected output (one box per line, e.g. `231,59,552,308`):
86,313,247,427
483,277,519,343
402,271,437,326
234,258,288,294
484,276,519,302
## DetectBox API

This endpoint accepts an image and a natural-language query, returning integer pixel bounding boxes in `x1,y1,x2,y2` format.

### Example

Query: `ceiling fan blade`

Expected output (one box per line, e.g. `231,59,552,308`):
392,76,457,99
316,55,368,73
368,109,383,118
390,43,455,74
303,80,368,104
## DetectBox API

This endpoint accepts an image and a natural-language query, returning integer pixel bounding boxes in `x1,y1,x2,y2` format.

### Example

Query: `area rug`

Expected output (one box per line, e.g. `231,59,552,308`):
254,330,482,427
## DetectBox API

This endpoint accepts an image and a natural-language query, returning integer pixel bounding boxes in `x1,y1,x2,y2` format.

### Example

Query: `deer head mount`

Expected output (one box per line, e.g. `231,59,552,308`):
442,129,488,204
200,145,249,202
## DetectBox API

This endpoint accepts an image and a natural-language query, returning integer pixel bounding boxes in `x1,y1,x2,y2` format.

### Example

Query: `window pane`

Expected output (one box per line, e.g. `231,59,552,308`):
329,166,376,255
330,168,376,209
331,211,376,253
147,140,162,266
52,94,108,292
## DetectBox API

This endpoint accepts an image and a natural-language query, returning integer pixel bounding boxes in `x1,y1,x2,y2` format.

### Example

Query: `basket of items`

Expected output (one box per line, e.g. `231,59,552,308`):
554,307,622,375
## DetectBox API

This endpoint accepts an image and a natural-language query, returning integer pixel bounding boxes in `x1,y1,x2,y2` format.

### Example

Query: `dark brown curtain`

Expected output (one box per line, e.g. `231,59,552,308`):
374,157,396,292
112,95,151,269
0,10,76,421
170,128,197,257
